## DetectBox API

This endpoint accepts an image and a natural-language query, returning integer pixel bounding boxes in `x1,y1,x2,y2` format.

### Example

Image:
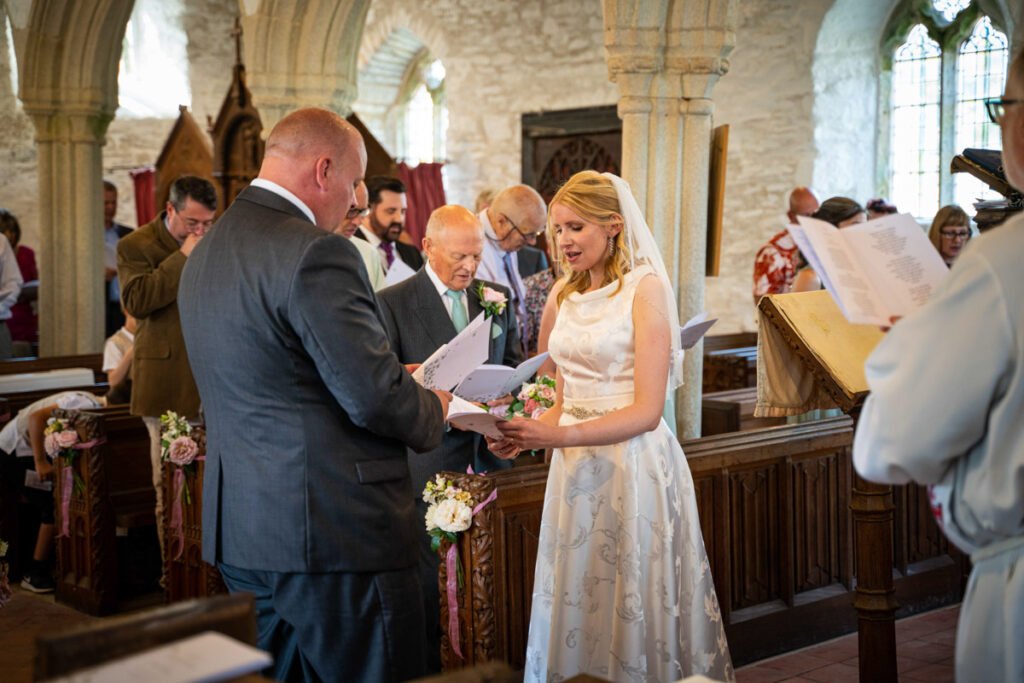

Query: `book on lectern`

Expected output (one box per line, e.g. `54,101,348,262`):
786,213,948,327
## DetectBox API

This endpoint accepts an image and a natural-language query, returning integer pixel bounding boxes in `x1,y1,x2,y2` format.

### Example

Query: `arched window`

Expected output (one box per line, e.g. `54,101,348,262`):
882,1,1009,219
117,0,191,118
3,13,16,99
397,57,447,164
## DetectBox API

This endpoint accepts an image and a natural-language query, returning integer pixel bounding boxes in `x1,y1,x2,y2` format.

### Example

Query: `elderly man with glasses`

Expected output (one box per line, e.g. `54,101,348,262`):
333,181,385,291
475,184,547,352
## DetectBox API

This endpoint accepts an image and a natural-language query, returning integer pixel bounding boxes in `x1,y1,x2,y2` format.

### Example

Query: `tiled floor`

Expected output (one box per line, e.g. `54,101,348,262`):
736,605,959,683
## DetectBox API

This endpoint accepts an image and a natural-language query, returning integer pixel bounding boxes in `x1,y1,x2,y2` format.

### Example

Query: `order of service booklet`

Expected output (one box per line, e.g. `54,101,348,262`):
454,352,550,403
787,213,949,327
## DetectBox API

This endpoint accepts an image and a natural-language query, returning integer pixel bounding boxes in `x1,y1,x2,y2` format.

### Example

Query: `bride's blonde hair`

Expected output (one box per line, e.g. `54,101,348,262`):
549,171,632,305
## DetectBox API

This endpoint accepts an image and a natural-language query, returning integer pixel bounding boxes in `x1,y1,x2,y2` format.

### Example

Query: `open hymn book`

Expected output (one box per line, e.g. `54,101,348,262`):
787,213,949,326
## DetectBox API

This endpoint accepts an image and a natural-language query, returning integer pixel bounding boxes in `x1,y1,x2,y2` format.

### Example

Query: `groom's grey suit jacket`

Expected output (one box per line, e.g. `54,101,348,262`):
376,269,523,492
178,186,445,574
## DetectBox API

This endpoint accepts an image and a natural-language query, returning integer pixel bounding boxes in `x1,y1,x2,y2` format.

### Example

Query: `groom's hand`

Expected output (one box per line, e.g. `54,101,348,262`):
404,363,421,374
431,389,452,419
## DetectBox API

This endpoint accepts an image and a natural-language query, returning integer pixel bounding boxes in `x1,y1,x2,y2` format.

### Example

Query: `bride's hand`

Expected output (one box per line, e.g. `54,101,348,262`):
497,418,562,451
485,435,520,460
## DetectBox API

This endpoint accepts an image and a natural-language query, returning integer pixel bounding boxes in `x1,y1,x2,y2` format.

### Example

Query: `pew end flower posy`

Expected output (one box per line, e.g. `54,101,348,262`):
161,411,202,561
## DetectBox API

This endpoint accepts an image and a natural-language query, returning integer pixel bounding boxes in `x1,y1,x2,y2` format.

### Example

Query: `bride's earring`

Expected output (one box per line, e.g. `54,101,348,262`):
608,236,616,257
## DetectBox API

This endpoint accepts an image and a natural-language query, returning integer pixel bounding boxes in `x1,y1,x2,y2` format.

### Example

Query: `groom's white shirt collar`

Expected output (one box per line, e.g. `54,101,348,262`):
250,178,315,225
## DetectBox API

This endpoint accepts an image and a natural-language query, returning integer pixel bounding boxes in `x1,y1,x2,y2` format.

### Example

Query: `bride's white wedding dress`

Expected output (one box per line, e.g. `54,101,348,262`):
524,265,734,683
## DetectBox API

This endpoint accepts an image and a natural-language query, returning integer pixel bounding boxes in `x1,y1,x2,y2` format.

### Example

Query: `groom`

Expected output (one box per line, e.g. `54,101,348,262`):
376,204,522,672
179,108,450,683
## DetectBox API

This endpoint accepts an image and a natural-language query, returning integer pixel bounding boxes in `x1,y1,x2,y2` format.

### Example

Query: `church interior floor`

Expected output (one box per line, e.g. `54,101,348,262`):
0,584,958,683
735,604,959,683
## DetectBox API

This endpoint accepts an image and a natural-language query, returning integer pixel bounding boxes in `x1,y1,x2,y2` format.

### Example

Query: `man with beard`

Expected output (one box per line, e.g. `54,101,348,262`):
355,176,424,273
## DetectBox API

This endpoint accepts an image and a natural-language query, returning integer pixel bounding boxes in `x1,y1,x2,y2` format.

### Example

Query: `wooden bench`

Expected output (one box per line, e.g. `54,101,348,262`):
0,353,105,381
703,345,757,392
436,417,966,669
52,407,158,615
701,386,786,435
162,425,226,602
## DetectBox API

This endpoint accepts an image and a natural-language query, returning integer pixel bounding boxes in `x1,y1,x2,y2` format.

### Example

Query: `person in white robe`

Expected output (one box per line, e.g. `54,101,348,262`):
853,50,1024,683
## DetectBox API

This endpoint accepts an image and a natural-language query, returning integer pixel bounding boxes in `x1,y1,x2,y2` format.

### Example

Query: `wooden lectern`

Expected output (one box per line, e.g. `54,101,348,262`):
756,291,894,683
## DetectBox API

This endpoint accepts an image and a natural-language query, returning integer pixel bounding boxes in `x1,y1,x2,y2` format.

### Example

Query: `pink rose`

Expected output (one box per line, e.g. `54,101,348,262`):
539,385,556,402
167,436,199,466
481,287,506,304
55,429,79,449
523,398,540,415
531,406,547,419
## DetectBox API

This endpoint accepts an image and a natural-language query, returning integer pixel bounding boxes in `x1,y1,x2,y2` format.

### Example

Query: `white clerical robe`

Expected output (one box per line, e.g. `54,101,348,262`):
853,213,1024,683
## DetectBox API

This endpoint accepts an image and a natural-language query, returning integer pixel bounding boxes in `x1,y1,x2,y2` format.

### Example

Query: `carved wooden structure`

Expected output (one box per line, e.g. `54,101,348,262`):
703,346,757,392
52,408,157,615
702,386,786,435
155,106,214,212
437,419,965,670
162,425,226,602
0,353,104,379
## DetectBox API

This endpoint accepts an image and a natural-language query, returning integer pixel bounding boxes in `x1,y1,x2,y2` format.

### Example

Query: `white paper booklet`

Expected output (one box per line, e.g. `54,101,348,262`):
412,312,491,390
679,312,718,350
454,352,550,403
788,213,949,326
50,631,273,683
383,257,417,286
446,395,506,439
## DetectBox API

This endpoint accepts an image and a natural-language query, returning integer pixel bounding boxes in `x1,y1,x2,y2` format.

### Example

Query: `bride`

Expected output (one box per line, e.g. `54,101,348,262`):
490,171,734,682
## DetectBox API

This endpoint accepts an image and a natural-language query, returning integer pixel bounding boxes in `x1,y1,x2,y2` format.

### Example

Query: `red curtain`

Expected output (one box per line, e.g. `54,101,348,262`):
130,166,157,226
396,161,446,245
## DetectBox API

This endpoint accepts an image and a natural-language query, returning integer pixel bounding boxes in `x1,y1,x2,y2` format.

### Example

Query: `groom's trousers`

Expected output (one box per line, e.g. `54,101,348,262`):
219,562,426,683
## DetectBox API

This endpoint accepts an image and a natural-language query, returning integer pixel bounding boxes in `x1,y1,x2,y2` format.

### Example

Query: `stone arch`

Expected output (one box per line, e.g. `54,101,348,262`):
239,0,371,127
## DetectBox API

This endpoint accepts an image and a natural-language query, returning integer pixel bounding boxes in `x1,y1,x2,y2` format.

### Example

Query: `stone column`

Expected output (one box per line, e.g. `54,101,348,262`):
604,5,735,438
25,107,112,356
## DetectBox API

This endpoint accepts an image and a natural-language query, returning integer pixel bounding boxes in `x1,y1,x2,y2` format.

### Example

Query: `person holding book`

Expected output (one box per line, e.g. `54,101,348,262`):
489,171,733,682
853,50,1024,682
927,204,972,268
792,197,866,293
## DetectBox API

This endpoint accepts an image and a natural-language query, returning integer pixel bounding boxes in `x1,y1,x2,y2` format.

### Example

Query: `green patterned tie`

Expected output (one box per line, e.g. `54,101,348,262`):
446,289,468,332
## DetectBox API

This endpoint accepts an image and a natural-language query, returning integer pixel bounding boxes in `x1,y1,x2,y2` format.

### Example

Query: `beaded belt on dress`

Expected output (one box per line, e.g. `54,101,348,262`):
563,392,632,420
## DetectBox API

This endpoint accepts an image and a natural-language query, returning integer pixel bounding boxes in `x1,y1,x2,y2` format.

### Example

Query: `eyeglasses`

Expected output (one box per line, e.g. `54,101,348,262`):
345,206,370,220
984,98,1024,124
500,213,543,241
939,229,970,240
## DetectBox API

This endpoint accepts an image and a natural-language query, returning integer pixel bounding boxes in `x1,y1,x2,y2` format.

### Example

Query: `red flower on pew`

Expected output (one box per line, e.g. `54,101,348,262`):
44,417,85,495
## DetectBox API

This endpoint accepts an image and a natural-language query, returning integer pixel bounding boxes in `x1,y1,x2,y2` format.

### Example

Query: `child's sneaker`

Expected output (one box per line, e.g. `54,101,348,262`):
20,572,55,594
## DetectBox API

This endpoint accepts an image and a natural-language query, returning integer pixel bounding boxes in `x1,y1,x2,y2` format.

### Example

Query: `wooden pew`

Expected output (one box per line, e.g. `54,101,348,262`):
701,386,786,435
0,353,105,380
702,331,758,393
437,418,967,669
52,407,159,615
162,425,226,602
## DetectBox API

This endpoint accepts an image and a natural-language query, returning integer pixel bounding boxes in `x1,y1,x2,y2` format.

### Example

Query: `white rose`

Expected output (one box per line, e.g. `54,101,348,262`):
425,503,439,532
432,498,473,533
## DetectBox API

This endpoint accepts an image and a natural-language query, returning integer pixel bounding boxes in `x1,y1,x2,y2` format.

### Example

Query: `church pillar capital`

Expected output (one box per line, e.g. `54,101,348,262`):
603,0,736,437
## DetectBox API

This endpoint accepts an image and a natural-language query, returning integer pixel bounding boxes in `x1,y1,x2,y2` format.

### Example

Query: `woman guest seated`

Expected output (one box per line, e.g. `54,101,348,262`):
792,196,866,292
928,204,972,268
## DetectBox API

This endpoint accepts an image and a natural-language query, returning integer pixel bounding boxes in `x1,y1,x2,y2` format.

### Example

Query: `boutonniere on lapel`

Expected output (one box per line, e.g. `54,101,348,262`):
476,284,507,339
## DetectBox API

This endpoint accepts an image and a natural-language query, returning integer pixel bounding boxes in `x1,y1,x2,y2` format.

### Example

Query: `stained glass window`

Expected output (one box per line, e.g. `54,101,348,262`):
933,0,971,23
890,25,942,219
954,17,1008,209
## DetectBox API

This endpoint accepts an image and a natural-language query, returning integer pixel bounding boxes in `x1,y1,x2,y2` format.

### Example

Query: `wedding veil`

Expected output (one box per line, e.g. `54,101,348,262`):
601,172,685,389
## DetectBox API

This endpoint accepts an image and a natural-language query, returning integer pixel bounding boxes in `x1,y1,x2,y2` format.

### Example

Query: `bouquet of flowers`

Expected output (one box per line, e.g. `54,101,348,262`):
44,417,84,494
505,375,556,419
160,411,200,502
0,537,11,608
423,475,476,556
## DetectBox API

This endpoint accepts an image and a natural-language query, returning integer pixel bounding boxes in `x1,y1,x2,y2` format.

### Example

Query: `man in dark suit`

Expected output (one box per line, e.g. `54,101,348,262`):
516,244,549,279
103,179,134,337
376,204,523,672
355,175,424,272
178,108,451,683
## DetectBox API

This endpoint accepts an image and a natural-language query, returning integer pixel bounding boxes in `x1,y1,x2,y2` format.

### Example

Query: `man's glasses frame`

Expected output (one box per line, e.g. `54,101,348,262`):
984,97,1024,124
345,206,370,220
500,213,543,241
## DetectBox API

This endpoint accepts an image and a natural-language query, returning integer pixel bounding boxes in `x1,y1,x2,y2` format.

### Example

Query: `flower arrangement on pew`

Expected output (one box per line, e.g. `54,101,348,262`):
44,417,85,494
422,474,497,659
160,411,202,560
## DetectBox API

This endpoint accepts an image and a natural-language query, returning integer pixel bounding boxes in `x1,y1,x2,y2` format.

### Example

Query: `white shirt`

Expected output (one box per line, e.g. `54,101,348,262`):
0,391,103,456
0,233,23,320
250,178,316,225
103,327,135,372
424,261,469,323
476,210,525,321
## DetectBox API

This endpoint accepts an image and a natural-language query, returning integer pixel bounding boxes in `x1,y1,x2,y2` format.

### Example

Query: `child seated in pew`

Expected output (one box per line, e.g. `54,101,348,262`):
0,391,104,593
103,311,135,405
